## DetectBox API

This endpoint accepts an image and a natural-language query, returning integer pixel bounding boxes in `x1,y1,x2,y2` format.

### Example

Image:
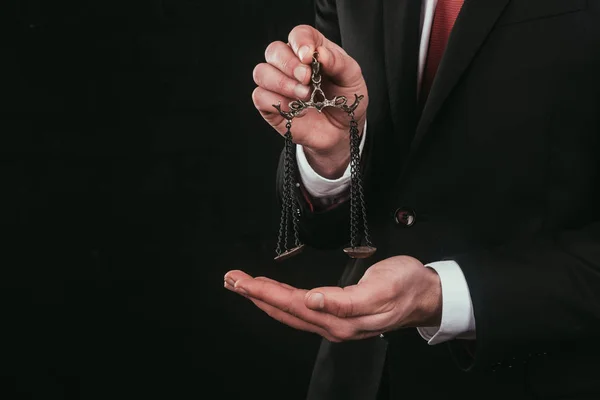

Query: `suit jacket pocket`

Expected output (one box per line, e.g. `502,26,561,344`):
496,0,587,27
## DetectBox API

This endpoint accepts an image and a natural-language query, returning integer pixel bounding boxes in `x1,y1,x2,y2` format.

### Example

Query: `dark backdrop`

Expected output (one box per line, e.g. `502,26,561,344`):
0,1,347,399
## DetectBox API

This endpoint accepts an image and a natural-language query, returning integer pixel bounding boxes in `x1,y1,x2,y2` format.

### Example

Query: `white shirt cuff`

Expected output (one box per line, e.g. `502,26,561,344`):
417,260,476,345
296,120,367,200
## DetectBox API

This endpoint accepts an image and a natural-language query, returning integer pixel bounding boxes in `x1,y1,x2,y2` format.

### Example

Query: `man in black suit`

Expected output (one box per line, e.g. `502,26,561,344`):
225,0,600,399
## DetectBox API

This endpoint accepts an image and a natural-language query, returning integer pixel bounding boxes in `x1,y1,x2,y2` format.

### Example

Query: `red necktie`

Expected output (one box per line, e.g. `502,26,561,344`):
421,0,465,101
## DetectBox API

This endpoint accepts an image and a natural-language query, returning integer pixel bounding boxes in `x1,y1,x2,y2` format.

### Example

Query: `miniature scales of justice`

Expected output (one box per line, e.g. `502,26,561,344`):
272,52,376,262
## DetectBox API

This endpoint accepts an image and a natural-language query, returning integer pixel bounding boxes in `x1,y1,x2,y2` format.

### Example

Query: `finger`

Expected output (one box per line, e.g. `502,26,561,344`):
234,278,384,340
255,276,296,290
252,87,311,135
288,24,325,64
264,41,312,85
315,44,363,87
224,280,243,293
247,297,336,341
224,280,251,301
288,25,362,87
224,270,253,297
304,283,388,318
224,269,252,282
251,290,383,340
251,87,290,124
253,62,310,101
247,286,385,340
234,278,335,329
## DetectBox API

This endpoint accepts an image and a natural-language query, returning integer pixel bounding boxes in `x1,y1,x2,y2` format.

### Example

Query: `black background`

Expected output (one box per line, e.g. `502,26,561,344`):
0,1,349,399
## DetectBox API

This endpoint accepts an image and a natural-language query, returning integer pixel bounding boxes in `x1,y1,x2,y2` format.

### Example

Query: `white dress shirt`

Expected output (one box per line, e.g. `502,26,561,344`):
296,0,476,344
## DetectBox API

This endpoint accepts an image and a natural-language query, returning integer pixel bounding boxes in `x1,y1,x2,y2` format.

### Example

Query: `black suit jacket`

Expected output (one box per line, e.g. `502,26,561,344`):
278,0,600,399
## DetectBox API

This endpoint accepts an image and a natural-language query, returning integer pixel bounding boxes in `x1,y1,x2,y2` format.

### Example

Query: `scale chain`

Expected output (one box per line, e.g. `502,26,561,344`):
272,52,376,261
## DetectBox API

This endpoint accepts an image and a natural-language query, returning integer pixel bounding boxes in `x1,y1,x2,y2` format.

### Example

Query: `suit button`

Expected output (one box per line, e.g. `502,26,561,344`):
394,207,416,227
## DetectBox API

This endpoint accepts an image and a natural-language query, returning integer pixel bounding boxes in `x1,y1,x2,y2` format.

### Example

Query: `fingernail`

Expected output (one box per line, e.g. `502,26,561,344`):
294,65,308,82
298,45,310,61
307,292,324,309
234,283,248,296
236,287,248,296
294,84,310,99
225,277,235,287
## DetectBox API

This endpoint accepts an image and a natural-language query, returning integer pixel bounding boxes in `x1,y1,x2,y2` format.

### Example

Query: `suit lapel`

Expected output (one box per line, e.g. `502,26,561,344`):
383,0,422,134
408,0,510,159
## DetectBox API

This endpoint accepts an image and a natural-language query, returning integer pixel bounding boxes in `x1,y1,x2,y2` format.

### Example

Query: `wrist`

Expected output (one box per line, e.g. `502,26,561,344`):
416,268,443,327
303,146,351,179
301,114,366,179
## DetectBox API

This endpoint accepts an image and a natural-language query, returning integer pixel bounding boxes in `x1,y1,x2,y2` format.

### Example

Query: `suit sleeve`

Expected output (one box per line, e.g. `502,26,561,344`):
447,222,600,370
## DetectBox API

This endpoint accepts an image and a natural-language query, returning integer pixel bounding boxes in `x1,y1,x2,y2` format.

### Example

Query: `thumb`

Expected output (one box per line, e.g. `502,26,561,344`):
315,44,363,87
304,283,380,318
